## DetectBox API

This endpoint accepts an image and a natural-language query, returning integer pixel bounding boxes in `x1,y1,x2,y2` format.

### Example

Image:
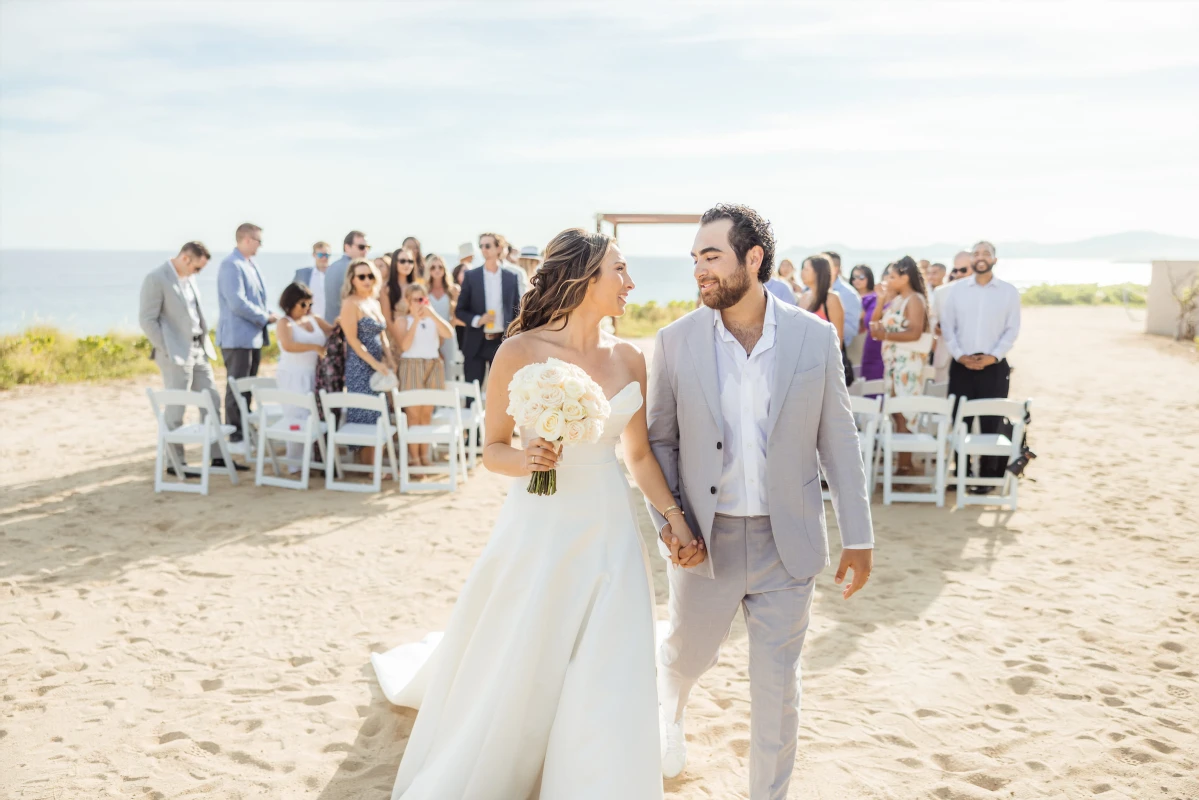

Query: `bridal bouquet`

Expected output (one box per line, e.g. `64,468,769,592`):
506,358,611,496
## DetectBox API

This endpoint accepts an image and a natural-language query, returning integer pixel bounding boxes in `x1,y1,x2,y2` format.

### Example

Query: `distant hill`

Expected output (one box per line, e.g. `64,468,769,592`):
780,231,1199,264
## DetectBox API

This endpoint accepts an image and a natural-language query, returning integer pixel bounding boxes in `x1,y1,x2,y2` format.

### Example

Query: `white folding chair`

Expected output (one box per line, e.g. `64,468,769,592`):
252,388,328,490
853,378,885,398
319,390,398,493
228,376,281,459
439,379,485,469
923,379,949,399
822,395,883,501
146,388,239,495
880,395,954,506
393,388,468,492
952,398,1028,510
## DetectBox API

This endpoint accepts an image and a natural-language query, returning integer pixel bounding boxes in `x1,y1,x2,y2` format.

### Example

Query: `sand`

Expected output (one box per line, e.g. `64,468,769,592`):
2,305,1197,799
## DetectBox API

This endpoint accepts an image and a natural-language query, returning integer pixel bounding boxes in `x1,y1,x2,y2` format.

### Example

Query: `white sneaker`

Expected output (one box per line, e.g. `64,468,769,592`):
660,707,687,779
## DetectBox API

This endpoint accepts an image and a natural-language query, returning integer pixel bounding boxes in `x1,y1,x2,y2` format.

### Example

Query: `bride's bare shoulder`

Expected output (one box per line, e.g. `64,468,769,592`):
494,331,553,371
606,334,647,379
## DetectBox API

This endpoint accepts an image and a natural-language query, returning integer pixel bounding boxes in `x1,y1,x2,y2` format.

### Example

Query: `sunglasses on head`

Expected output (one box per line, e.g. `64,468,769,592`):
354,272,375,282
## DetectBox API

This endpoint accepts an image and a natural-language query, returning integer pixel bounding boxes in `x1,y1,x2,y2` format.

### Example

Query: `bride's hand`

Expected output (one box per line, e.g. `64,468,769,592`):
661,518,705,568
523,437,559,474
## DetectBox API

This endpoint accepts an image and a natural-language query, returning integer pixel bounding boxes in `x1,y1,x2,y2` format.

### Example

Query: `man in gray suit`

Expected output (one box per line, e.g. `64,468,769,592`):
139,241,221,472
323,230,369,322
647,205,874,799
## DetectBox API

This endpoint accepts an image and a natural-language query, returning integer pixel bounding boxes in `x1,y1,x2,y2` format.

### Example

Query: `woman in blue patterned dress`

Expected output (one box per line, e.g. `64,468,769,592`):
338,259,396,466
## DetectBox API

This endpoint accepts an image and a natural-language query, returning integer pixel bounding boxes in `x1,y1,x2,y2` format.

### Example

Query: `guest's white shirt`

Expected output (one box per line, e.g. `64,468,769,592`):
177,274,202,337
310,267,327,320
939,274,1021,360
472,264,506,331
712,290,872,548
401,315,441,359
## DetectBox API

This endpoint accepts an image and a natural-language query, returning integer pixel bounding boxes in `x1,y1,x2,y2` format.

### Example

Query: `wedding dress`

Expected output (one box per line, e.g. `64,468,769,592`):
371,380,663,799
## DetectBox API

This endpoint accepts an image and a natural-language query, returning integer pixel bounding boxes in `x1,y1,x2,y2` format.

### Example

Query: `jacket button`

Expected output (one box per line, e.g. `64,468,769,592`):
710,486,717,495
716,441,723,450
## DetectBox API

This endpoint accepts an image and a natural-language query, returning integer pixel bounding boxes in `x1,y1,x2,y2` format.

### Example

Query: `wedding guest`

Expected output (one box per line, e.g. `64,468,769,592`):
387,246,422,324
293,242,332,319
930,251,970,382
502,237,521,267
339,259,395,466
918,259,931,281
425,253,461,366
217,222,277,445
325,231,369,322
940,240,1021,493
456,232,522,391
401,236,427,283
797,255,844,337
453,243,476,353
926,261,947,289
764,268,797,305
777,258,802,295
869,257,930,473
374,253,394,323
851,264,884,383
139,241,222,473
518,245,542,284
275,283,332,471
394,283,455,466
823,250,863,349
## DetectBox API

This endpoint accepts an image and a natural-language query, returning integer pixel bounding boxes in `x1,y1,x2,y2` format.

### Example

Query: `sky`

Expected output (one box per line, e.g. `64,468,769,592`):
1,0,1197,256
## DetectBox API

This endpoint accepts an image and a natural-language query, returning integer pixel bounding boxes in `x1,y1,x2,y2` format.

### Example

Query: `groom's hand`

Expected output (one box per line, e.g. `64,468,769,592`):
834,548,873,599
660,526,705,568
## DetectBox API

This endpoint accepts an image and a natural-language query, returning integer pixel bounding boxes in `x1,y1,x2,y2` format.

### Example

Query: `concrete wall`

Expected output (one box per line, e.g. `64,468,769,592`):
1147,261,1199,338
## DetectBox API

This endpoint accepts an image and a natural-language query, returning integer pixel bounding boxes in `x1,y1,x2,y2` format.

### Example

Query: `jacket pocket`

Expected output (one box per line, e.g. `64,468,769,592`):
802,474,827,544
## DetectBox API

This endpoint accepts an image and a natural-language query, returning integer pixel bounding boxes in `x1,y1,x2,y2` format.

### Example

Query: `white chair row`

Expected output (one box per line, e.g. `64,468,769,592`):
821,393,1029,509
147,378,486,495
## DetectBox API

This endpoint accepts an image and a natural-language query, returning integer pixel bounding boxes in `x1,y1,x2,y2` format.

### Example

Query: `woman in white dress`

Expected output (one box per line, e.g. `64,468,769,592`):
275,283,332,471
424,254,460,368
371,228,706,799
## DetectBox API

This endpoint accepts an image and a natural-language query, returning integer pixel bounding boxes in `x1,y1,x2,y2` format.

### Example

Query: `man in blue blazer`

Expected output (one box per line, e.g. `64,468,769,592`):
217,222,276,442
454,232,523,389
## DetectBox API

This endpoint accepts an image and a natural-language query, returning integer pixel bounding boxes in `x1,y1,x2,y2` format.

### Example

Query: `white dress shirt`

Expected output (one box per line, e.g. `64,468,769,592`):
310,267,327,320
178,275,202,337
472,265,506,332
939,274,1022,360
711,291,872,549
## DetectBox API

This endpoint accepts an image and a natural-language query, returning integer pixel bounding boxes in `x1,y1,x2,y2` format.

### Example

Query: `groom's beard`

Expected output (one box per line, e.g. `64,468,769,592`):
701,262,752,310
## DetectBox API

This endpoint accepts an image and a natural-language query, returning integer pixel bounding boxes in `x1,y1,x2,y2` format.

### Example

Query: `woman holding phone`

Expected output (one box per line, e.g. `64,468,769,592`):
392,282,454,466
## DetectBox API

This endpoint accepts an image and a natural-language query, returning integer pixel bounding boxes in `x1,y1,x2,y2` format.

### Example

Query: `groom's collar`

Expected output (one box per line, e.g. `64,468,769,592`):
712,286,778,337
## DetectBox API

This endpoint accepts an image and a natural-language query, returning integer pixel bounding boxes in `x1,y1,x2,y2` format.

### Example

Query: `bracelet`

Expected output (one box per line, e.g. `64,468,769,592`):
662,505,684,519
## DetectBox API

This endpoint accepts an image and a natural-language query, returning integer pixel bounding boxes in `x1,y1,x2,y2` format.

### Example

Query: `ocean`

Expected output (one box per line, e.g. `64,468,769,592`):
0,250,1152,336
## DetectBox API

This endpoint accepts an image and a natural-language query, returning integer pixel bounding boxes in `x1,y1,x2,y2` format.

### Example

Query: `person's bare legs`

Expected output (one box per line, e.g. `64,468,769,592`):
893,413,914,473
404,407,420,465
418,406,434,465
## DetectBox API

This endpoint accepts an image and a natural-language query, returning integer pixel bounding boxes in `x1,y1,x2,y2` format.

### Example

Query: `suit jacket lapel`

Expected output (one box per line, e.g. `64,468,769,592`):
766,310,806,437
685,307,723,430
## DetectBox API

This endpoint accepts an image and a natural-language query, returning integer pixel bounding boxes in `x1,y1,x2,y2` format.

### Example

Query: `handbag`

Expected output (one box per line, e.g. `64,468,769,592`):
369,370,398,393
822,301,856,387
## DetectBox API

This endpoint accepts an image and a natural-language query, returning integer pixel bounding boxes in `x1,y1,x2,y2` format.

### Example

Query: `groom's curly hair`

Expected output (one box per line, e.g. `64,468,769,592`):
700,204,775,283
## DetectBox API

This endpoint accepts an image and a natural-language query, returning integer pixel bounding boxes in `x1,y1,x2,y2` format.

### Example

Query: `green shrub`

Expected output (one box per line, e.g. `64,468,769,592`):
1020,283,1146,306
616,300,695,338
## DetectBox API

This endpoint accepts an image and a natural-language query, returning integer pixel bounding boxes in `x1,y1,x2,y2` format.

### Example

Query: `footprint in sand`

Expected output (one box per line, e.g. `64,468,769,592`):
302,695,335,706
1159,641,1184,653
200,679,223,692
1006,675,1037,695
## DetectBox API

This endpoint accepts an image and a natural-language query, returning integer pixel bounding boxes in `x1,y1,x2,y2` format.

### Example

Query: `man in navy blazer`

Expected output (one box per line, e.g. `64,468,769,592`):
217,222,276,442
454,232,523,388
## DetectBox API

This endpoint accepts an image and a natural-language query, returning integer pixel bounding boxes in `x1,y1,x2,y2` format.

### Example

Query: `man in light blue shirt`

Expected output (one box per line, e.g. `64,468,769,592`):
322,230,368,322
824,251,862,346
764,273,796,305
217,222,275,443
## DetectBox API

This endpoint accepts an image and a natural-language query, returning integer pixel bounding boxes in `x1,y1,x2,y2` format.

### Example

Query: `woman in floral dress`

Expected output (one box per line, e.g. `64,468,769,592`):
869,256,930,473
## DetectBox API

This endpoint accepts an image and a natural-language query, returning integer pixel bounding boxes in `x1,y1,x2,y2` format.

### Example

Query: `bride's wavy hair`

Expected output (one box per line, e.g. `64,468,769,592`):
507,228,612,336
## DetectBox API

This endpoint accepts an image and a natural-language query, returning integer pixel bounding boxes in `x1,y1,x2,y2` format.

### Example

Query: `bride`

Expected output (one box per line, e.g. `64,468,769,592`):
371,227,705,799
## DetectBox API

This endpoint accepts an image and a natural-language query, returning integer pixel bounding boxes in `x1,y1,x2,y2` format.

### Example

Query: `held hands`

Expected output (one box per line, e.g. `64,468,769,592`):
834,548,872,600
660,521,706,569
524,437,559,474
958,354,998,370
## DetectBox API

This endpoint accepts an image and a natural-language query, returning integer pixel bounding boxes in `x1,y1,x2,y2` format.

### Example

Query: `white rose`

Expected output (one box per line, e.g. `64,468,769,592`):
562,376,586,400
563,419,587,444
580,395,602,417
537,364,567,388
535,408,565,441
519,400,545,428
584,417,604,443
539,386,567,408
561,399,585,421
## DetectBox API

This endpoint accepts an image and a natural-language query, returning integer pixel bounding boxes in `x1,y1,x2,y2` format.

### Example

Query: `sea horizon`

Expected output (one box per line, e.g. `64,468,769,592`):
0,249,1152,336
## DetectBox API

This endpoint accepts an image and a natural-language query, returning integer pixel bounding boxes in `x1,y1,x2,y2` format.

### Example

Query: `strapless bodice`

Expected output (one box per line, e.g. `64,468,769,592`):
519,381,642,467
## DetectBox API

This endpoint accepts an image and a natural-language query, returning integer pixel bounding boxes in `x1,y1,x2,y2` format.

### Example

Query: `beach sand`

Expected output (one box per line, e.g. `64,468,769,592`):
2,306,1196,799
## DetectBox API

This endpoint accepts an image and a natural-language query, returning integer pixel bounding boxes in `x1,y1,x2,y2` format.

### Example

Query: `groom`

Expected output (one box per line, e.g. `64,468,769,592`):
646,204,874,799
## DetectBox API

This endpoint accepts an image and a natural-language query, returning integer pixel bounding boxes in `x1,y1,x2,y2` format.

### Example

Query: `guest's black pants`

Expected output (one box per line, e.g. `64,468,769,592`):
463,336,502,405
221,347,261,441
949,358,1012,478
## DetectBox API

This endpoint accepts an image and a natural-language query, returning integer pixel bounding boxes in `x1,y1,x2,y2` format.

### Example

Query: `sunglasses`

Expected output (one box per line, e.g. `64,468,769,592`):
354,243,369,251
397,258,415,265
298,300,312,308
480,243,494,250
952,267,970,275
354,273,376,282
314,252,329,258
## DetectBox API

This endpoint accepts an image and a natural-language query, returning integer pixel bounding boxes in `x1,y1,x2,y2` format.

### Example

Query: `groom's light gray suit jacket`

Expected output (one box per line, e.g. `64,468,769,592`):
646,301,873,580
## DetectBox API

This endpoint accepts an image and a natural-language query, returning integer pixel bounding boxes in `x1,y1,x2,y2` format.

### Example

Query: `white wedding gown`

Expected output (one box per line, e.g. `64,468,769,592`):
371,381,663,799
